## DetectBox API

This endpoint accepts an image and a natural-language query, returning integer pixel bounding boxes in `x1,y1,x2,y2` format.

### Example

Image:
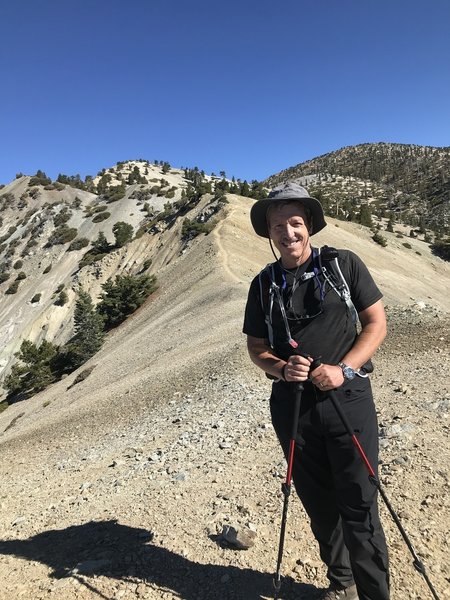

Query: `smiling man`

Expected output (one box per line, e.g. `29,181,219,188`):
243,183,390,600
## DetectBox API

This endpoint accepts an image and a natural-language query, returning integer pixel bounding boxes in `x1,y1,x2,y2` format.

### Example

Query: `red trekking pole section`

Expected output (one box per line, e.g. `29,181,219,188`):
273,380,303,599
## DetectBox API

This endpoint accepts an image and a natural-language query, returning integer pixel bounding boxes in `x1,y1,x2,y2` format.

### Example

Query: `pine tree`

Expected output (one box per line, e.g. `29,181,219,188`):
358,204,373,228
112,222,134,248
91,231,111,254
4,340,59,398
63,290,105,370
97,274,157,329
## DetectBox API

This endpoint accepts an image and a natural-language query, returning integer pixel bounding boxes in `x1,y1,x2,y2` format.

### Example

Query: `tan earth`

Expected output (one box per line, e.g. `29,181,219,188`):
0,195,449,599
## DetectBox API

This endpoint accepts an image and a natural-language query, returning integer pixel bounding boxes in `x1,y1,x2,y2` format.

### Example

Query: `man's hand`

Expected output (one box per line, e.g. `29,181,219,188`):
310,364,344,390
283,354,312,382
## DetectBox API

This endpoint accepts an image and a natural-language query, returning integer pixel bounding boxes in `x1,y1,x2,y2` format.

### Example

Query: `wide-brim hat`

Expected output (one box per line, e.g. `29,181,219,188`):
250,182,327,238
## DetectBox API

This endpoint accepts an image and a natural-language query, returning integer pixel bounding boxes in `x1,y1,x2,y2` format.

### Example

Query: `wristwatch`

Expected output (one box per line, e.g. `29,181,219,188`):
338,362,356,380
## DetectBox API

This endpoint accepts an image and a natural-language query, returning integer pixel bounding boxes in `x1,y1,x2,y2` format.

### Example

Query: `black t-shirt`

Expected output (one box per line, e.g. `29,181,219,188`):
243,248,382,365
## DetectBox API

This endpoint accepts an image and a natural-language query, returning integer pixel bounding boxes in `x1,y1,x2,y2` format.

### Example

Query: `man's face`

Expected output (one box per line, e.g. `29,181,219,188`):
267,202,311,268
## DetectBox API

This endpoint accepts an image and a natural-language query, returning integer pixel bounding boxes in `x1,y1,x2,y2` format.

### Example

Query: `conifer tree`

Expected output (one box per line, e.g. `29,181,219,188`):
63,290,105,370
4,340,59,398
358,204,373,228
97,274,157,329
112,222,134,248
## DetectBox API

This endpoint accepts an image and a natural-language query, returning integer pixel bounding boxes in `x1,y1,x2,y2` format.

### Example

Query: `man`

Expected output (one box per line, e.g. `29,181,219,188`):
243,183,390,600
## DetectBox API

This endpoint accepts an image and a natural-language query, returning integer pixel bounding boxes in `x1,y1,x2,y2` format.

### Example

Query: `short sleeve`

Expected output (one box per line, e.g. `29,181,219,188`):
243,276,268,338
343,250,383,313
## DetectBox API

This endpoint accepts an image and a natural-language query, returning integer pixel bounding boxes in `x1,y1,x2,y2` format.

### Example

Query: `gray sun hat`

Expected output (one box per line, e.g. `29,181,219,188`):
250,182,327,238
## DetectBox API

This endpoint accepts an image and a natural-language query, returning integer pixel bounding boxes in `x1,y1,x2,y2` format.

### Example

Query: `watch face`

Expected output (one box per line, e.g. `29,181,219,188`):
344,366,356,380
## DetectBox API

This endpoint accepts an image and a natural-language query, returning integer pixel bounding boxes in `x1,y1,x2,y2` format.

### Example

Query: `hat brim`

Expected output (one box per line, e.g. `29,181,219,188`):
250,196,327,238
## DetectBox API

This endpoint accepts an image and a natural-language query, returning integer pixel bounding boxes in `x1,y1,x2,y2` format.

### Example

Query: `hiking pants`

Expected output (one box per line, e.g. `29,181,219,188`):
270,378,390,600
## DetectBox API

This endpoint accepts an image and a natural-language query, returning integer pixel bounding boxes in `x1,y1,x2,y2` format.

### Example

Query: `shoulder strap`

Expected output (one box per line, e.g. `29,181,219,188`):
317,246,358,324
258,263,297,349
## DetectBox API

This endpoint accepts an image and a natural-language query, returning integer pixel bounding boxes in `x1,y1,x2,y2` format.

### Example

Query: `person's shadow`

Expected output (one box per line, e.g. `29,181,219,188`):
0,520,320,599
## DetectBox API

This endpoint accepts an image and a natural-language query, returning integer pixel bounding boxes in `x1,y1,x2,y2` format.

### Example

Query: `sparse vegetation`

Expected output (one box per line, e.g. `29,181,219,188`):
372,232,388,247
5,281,19,294
181,217,216,241
68,237,90,252
54,290,68,306
29,170,52,186
92,211,110,223
97,274,157,329
54,207,72,227
46,225,78,246
31,293,41,303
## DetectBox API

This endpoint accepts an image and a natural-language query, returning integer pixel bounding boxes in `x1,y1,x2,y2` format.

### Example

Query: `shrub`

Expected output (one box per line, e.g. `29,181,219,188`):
92,212,110,223
181,218,216,241
16,271,26,280
54,208,72,227
5,281,19,294
43,264,52,274
68,237,90,251
0,271,10,283
372,232,387,247
46,225,78,246
78,253,107,268
31,293,41,303
54,290,68,306
402,242,412,250
13,260,23,270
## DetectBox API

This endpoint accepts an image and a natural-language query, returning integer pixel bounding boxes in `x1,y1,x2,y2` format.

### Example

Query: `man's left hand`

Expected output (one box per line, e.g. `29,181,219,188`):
310,364,344,390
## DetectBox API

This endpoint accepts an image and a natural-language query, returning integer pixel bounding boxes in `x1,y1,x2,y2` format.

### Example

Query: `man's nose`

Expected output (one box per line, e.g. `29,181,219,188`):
284,223,295,237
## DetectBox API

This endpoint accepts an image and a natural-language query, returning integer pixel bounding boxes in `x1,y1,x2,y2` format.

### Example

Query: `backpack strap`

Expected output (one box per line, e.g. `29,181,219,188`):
258,263,297,350
317,246,359,325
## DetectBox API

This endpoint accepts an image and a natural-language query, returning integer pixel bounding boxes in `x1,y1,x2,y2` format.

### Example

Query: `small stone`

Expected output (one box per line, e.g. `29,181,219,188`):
220,525,257,549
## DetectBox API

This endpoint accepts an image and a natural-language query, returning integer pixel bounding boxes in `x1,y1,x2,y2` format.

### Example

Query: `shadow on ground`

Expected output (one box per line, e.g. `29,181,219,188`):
0,519,321,599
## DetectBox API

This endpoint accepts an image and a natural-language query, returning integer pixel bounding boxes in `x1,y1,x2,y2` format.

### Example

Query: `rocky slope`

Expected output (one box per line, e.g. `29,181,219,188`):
0,195,449,599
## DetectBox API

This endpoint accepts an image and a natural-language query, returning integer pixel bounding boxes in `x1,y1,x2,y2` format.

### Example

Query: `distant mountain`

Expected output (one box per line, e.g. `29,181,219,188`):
0,160,231,393
264,143,450,234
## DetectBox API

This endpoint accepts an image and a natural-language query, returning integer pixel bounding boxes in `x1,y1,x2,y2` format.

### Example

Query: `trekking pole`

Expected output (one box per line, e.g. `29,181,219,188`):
312,358,441,600
273,378,304,599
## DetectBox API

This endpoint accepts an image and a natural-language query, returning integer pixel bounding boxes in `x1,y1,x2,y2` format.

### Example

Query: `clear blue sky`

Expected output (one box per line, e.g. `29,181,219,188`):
1,0,449,185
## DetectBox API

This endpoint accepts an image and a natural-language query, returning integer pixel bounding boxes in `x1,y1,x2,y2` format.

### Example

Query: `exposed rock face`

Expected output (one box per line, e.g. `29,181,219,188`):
0,194,448,599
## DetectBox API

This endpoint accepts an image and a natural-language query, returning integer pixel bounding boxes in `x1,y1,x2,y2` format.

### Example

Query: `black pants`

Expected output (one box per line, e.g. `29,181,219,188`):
270,378,390,600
